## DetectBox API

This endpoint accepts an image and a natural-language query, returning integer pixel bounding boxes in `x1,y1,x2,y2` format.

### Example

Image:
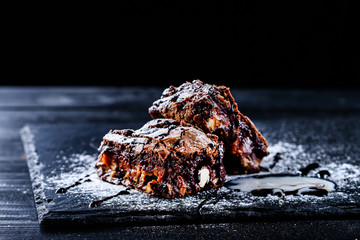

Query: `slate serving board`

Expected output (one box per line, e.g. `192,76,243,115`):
21,115,360,226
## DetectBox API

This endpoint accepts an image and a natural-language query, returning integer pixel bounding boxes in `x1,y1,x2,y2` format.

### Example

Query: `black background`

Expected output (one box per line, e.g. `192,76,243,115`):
3,1,358,88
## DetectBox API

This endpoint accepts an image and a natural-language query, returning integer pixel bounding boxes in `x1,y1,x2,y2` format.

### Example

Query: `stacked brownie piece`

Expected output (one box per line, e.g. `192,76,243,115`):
95,80,268,198
149,80,268,174
95,119,225,198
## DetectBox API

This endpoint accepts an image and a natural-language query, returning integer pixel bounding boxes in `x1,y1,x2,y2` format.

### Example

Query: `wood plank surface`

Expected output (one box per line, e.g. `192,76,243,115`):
0,87,359,239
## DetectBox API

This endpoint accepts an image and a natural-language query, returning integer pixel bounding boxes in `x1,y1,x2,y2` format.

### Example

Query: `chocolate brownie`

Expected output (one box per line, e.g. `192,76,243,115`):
95,119,226,198
149,80,268,174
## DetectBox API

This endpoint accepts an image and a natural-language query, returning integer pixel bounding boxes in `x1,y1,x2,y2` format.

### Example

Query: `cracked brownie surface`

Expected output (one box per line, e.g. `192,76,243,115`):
95,119,225,198
149,80,268,174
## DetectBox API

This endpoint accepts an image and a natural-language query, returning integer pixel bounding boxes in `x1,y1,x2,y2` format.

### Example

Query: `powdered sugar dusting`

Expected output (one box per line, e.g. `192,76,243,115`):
42,140,359,215
45,152,205,210
262,141,307,173
46,153,128,199
261,141,360,193
324,163,360,191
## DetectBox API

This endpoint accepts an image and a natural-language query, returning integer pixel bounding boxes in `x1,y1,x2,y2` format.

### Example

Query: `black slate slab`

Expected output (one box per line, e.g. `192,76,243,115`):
21,115,360,226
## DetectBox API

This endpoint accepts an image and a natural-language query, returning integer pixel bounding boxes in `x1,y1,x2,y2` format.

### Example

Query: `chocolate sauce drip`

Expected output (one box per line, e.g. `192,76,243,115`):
89,189,130,208
299,163,320,176
259,152,282,172
269,153,282,169
196,189,219,217
251,186,329,197
55,174,91,194
251,188,285,198
225,174,336,198
317,170,331,179
296,187,329,196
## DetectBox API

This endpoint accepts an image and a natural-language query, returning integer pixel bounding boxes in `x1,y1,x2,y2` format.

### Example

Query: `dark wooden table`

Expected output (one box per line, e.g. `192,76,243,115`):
1,87,359,239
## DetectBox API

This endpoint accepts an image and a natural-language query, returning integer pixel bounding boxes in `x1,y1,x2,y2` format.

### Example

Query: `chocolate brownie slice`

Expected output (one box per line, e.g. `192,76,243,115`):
95,119,225,198
149,80,268,174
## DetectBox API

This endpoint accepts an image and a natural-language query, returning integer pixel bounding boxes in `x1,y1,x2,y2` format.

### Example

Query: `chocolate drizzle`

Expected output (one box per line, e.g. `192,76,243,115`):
269,153,282,169
54,173,131,208
89,189,130,208
55,174,91,194
300,163,320,176
225,174,336,197
316,170,331,179
196,189,219,218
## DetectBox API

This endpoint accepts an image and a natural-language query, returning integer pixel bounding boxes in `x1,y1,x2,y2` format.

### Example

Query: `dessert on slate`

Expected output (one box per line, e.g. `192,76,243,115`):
95,80,268,198
95,119,226,198
149,80,268,174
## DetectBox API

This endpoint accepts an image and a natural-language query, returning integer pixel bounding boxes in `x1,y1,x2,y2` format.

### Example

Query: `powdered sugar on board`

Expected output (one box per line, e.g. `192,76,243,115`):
21,117,360,225
44,152,206,212
42,140,360,213
46,153,128,199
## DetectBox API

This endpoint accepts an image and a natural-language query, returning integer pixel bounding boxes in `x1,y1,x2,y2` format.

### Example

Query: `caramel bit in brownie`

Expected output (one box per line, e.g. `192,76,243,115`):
95,119,226,198
149,80,269,174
